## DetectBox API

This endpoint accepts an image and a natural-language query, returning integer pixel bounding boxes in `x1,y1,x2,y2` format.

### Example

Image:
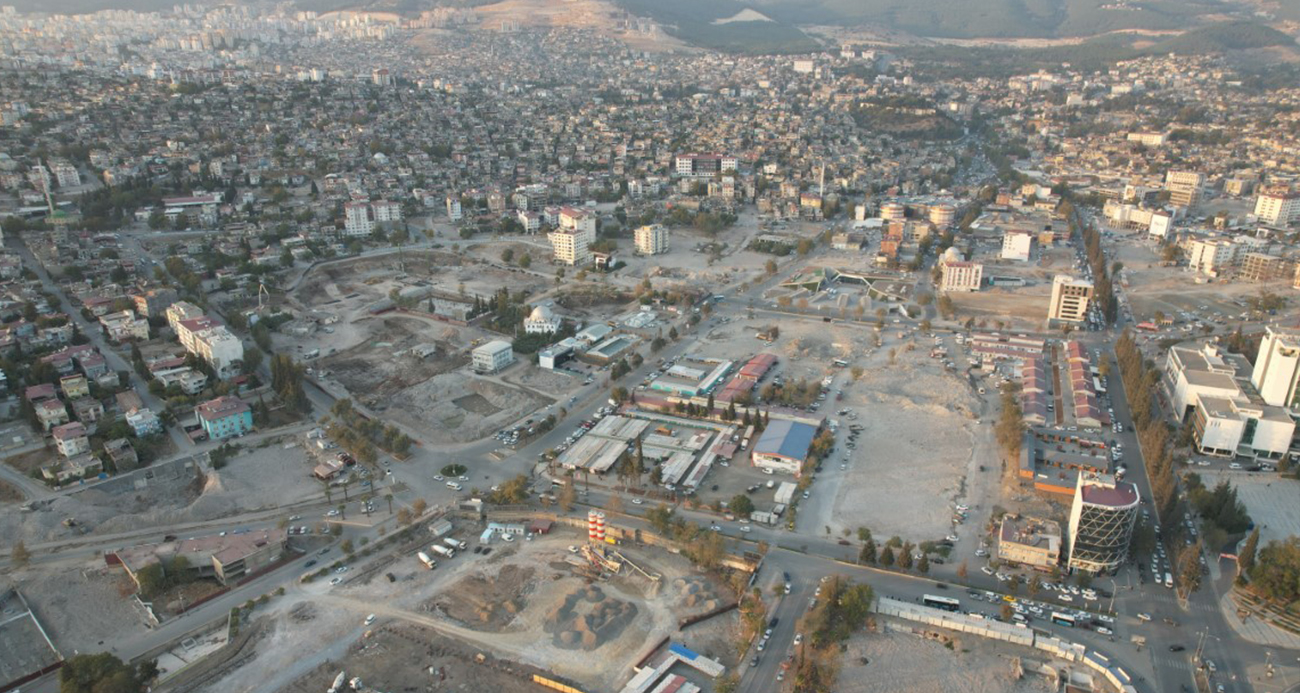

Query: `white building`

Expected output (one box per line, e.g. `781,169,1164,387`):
343,201,373,237
446,196,462,222
558,206,596,235
548,221,595,266
1185,237,1238,277
1251,326,1300,409
1048,275,1093,322
1163,342,1295,459
634,224,669,255
938,248,982,293
517,210,541,234
524,305,561,334
50,160,81,188
1254,190,1299,227
371,200,402,224
193,328,245,380
1000,229,1034,261
472,340,515,374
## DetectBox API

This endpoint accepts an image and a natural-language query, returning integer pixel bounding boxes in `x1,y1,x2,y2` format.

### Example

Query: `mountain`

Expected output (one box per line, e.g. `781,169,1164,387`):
612,0,819,53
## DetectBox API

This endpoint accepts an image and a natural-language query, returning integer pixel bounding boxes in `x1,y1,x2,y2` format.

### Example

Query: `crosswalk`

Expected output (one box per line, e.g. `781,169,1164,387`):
1153,655,1192,672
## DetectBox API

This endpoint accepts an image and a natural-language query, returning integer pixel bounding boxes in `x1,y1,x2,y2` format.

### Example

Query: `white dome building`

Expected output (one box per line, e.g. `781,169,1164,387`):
524,305,561,334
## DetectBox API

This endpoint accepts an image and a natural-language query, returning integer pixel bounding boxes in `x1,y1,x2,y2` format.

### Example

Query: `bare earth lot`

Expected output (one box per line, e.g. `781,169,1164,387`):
838,625,1057,693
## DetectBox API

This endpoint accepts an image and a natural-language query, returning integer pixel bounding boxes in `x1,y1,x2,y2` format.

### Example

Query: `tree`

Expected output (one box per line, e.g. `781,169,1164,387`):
396,507,412,525
341,539,354,555
730,494,755,517
917,554,930,574
11,540,30,568
60,653,149,693
412,498,428,516
957,560,968,579
859,538,876,564
559,482,576,511
898,542,914,569
500,248,515,264
607,495,624,513
519,253,532,269
879,545,895,567
1000,603,1014,621
1237,527,1261,580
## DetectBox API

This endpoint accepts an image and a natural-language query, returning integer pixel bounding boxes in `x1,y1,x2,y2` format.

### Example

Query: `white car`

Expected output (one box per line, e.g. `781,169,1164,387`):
739,526,752,533
1058,594,1073,602
981,566,995,576
433,475,445,481
1096,627,1113,636
364,614,376,626
330,577,343,585
1136,613,1152,621
631,498,643,505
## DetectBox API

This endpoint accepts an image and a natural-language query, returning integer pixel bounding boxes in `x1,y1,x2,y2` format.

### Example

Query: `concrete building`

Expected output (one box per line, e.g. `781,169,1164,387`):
342,200,373,237
1000,229,1034,261
445,195,462,222
548,225,594,266
1163,342,1294,459
1186,237,1238,277
634,224,670,255
751,418,818,476
1252,326,1300,409
1254,189,1299,227
996,515,1061,570
1164,170,1203,208
196,396,253,440
113,529,287,587
472,340,514,373
938,247,982,292
51,421,89,458
1066,474,1139,575
1048,275,1093,323
674,153,736,178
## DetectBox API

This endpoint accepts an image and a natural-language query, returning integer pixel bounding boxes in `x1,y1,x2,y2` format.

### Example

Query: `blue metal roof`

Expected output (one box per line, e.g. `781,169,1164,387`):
753,419,817,461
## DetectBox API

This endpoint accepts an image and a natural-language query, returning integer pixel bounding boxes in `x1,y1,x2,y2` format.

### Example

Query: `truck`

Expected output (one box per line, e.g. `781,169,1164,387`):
417,551,437,570
1164,572,1173,589
431,544,455,559
444,536,467,551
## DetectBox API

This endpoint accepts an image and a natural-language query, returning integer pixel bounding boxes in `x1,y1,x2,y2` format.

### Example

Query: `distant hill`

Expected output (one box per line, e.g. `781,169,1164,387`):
745,0,1253,39
613,0,819,54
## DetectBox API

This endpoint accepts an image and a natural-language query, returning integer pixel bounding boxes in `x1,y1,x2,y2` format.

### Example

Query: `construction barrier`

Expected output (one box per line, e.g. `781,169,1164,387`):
532,674,588,693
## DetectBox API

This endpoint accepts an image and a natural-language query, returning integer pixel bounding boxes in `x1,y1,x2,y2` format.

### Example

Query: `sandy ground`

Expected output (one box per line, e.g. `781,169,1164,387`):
810,335,981,542
838,625,1058,693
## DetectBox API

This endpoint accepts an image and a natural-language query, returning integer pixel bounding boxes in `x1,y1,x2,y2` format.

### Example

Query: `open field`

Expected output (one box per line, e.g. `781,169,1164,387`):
199,531,737,693
838,624,1057,693
16,563,149,655
1199,472,1300,549
319,315,467,398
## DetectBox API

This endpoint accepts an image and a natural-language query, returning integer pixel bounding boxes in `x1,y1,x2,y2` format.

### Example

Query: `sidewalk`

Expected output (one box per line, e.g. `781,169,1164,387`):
1219,592,1300,649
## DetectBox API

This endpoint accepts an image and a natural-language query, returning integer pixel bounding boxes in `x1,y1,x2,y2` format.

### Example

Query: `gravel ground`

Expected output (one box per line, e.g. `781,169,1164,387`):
837,627,1058,693
15,563,149,656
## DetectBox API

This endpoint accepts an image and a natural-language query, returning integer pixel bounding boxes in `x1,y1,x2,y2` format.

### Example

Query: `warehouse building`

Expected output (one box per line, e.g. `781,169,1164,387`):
751,418,818,476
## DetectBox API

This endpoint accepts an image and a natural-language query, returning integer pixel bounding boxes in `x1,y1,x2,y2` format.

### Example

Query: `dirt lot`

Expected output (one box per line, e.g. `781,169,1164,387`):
0,478,22,502
837,623,1057,693
200,531,737,693
379,371,553,445
320,315,467,398
16,563,150,656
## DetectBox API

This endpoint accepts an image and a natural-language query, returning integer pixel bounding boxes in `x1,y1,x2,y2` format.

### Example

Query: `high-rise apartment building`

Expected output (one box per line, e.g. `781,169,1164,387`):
1048,275,1093,322
1066,474,1139,575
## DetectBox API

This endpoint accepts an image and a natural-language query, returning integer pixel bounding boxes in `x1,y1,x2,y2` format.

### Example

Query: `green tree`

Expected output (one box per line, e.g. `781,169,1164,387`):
729,494,755,517
879,545,895,567
11,540,30,568
60,653,148,693
1237,527,1260,580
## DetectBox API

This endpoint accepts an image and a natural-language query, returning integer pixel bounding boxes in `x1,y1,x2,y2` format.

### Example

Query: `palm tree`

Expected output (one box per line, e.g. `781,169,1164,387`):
337,504,346,521
384,493,393,514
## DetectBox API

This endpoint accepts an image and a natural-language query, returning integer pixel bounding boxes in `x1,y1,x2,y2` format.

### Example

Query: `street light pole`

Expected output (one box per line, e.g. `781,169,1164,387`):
1108,578,1118,614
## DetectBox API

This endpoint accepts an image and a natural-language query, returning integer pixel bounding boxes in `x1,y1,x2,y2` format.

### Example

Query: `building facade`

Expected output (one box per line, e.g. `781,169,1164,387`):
634,224,670,255
1066,474,1139,575
1048,275,1093,323
196,396,253,440
472,340,515,373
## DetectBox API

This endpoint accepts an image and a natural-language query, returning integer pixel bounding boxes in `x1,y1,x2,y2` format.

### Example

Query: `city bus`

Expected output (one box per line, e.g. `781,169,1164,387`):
922,594,961,612
1050,612,1076,627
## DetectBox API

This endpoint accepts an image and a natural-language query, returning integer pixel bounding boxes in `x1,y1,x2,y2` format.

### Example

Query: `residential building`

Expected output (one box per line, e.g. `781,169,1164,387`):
165,301,204,332
558,206,596,235
548,225,594,266
99,310,150,341
50,160,80,187
104,438,138,470
674,153,736,178
751,418,818,476
1000,229,1034,261
133,288,178,318
59,374,89,399
1254,189,1299,227
472,340,515,373
125,408,162,437
113,529,287,588
1048,275,1093,323
1163,341,1294,459
446,195,462,222
939,252,983,292
41,453,101,484
996,515,1061,570
1066,474,1140,575
1164,170,1204,208
35,399,69,430
52,421,89,458
196,396,253,440
342,201,373,237
371,199,401,223
1186,237,1238,277
517,210,541,234
1239,253,1291,283
634,224,669,255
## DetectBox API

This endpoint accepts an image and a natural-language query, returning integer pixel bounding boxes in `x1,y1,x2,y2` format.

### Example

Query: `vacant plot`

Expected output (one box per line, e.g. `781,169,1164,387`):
380,372,551,444
838,627,1057,693
320,316,468,399
1200,472,1300,549
0,479,22,502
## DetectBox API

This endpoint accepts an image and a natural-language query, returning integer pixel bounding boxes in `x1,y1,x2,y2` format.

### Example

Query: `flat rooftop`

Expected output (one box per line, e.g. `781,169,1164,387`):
1079,477,1139,508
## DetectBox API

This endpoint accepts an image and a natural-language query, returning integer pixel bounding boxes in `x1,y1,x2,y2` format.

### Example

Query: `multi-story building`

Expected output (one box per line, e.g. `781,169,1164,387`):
371,199,402,224
446,195,462,222
52,421,90,458
548,211,595,266
342,201,373,237
1000,229,1034,261
1048,275,1093,322
997,515,1061,570
1067,474,1139,575
938,248,982,292
1251,326,1300,409
50,160,81,188
674,153,737,178
1239,253,1292,283
1254,189,1299,227
1163,341,1295,459
472,340,515,373
125,408,163,437
196,396,253,440
1185,237,1238,277
133,288,178,318
99,310,150,342
634,224,669,255
165,301,205,332
174,316,244,379
1164,170,1204,208
517,210,541,234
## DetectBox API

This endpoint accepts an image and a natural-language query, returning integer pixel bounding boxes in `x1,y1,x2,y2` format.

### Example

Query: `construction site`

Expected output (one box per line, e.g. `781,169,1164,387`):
197,520,738,693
